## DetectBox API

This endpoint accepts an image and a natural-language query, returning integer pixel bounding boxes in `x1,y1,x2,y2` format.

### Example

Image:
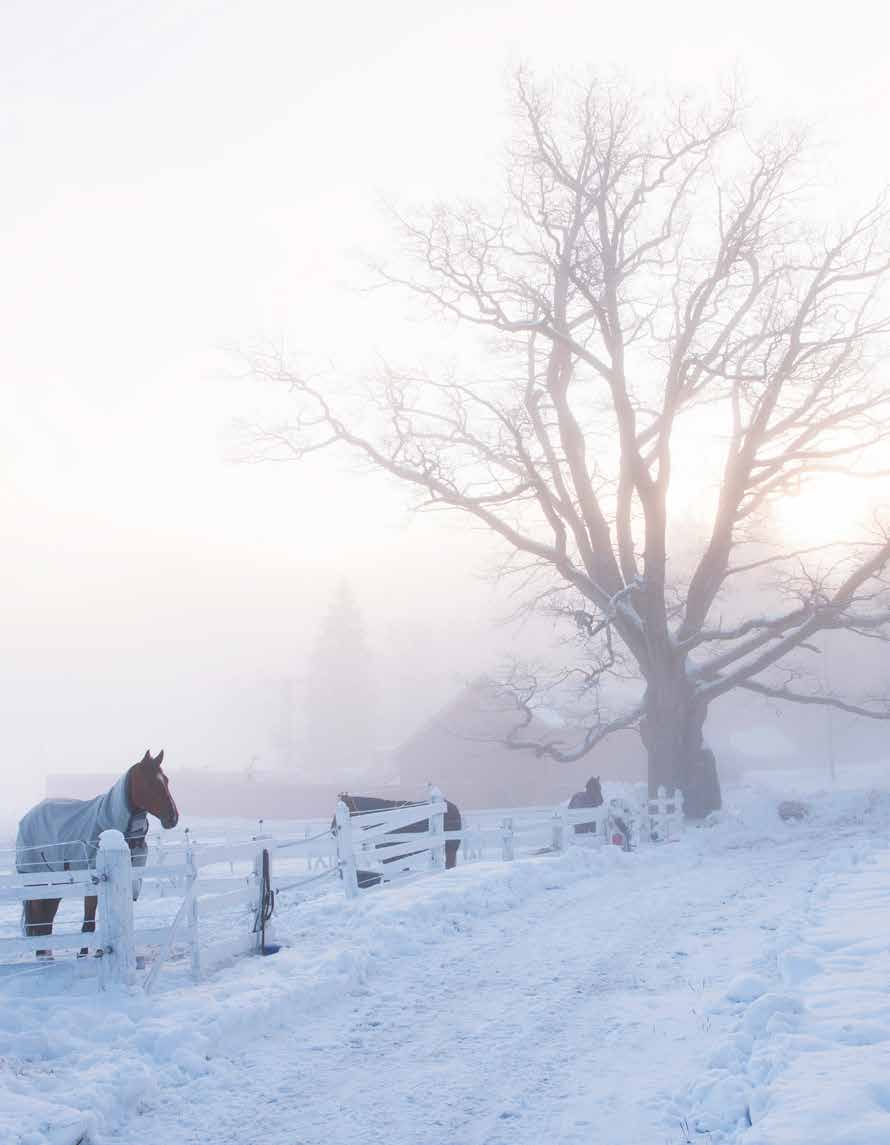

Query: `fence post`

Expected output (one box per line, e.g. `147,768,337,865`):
184,829,201,981
96,829,135,991
501,817,514,862
252,845,264,952
463,816,481,863
551,809,564,853
428,785,446,870
252,843,275,953
335,800,359,899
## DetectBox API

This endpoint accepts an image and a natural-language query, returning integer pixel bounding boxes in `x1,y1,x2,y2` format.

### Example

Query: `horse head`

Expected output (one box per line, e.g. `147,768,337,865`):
129,749,179,829
585,776,604,806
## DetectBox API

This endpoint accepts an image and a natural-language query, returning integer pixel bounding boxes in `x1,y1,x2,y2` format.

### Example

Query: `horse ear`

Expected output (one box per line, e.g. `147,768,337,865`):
155,749,164,768
141,749,152,764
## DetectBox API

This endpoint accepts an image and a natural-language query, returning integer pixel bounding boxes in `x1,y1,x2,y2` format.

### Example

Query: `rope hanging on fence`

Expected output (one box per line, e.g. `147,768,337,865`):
273,865,338,896
273,828,334,851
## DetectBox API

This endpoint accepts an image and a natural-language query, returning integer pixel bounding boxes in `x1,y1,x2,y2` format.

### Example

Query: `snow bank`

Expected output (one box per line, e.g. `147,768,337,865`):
681,787,890,1144
742,848,890,1145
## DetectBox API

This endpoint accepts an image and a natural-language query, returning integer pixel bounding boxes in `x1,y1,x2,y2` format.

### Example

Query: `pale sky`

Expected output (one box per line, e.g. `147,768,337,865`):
2,1,889,804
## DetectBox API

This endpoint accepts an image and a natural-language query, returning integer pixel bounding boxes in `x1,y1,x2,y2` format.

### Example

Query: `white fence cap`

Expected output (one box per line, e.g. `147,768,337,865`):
98,828,129,851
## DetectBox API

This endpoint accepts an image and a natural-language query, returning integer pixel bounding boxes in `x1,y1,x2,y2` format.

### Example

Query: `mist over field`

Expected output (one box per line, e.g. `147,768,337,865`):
2,2,888,815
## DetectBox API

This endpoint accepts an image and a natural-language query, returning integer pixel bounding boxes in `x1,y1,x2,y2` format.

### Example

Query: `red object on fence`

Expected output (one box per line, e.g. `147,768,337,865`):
611,833,625,847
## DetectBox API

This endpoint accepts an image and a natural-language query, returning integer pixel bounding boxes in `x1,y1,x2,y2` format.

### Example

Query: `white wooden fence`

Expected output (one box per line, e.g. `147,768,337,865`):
329,785,685,898
0,826,324,992
0,786,684,990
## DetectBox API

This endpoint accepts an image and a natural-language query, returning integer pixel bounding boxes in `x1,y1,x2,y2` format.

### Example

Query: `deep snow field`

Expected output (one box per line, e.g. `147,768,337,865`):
2,767,890,1145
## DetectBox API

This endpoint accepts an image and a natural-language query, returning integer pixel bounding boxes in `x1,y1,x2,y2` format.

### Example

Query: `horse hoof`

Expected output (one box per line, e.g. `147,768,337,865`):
77,948,90,959
36,950,54,961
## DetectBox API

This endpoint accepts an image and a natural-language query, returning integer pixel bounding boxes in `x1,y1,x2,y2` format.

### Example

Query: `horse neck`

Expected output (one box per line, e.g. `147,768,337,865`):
97,770,137,836
125,764,145,814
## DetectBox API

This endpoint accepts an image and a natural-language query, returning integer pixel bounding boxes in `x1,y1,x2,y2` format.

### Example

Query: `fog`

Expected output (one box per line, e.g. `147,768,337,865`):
3,2,889,812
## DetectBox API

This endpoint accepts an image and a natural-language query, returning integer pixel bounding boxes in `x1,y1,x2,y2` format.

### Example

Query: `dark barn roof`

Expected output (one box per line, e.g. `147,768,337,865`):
390,679,646,809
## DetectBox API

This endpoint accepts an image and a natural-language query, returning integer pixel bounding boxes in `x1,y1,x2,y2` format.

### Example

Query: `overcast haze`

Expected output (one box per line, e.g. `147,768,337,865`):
3,1,889,808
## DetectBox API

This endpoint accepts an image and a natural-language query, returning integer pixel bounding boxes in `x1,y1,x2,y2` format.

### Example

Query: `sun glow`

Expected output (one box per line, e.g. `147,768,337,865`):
771,475,877,549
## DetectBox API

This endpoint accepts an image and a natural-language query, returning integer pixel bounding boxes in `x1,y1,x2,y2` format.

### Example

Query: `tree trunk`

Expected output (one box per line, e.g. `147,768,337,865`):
640,676,722,820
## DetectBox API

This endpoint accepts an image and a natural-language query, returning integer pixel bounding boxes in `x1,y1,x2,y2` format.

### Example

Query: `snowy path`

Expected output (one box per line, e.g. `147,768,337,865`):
110,828,831,1145
6,784,890,1145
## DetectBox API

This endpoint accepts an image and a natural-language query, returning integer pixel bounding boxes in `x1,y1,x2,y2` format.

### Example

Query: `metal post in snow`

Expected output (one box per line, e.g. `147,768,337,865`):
427,784,446,870
335,800,359,899
96,829,135,991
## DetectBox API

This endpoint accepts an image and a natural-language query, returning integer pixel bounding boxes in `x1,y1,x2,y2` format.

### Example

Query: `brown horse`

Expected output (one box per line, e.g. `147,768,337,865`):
16,749,179,957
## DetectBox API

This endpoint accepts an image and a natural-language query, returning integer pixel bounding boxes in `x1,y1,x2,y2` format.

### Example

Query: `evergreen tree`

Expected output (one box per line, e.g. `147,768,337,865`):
304,583,376,780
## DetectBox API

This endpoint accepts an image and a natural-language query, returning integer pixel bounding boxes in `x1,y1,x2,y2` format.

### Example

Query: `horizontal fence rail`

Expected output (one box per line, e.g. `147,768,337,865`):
0,828,278,992
0,784,684,991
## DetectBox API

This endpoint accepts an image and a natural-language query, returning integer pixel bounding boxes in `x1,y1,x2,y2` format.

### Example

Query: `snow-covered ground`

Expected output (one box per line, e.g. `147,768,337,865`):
2,770,890,1145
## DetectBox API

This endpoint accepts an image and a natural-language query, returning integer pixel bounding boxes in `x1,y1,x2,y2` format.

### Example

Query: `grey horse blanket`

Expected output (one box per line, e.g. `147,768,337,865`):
16,773,148,885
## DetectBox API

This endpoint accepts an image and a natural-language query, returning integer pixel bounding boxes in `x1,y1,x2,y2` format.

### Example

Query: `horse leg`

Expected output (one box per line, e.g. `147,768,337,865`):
80,894,98,958
24,897,60,959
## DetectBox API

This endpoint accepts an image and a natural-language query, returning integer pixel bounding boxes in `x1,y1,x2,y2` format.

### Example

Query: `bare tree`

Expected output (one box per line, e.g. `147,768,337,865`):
248,72,890,816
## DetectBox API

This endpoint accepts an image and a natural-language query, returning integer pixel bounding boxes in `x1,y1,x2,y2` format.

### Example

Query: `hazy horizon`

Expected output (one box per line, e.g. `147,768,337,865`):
3,1,889,814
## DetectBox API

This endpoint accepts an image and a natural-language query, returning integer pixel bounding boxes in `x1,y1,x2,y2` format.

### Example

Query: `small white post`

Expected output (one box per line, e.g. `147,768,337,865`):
551,809,564,853
501,817,514,862
184,829,200,980
464,816,481,862
335,800,359,899
648,786,663,843
96,829,135,991
427,785,446,870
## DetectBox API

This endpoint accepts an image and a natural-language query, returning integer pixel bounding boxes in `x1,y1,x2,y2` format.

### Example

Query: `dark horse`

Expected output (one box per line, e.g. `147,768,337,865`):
568,775,632,850
568,776,604,834
337,793,462,889
16,749,179,956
